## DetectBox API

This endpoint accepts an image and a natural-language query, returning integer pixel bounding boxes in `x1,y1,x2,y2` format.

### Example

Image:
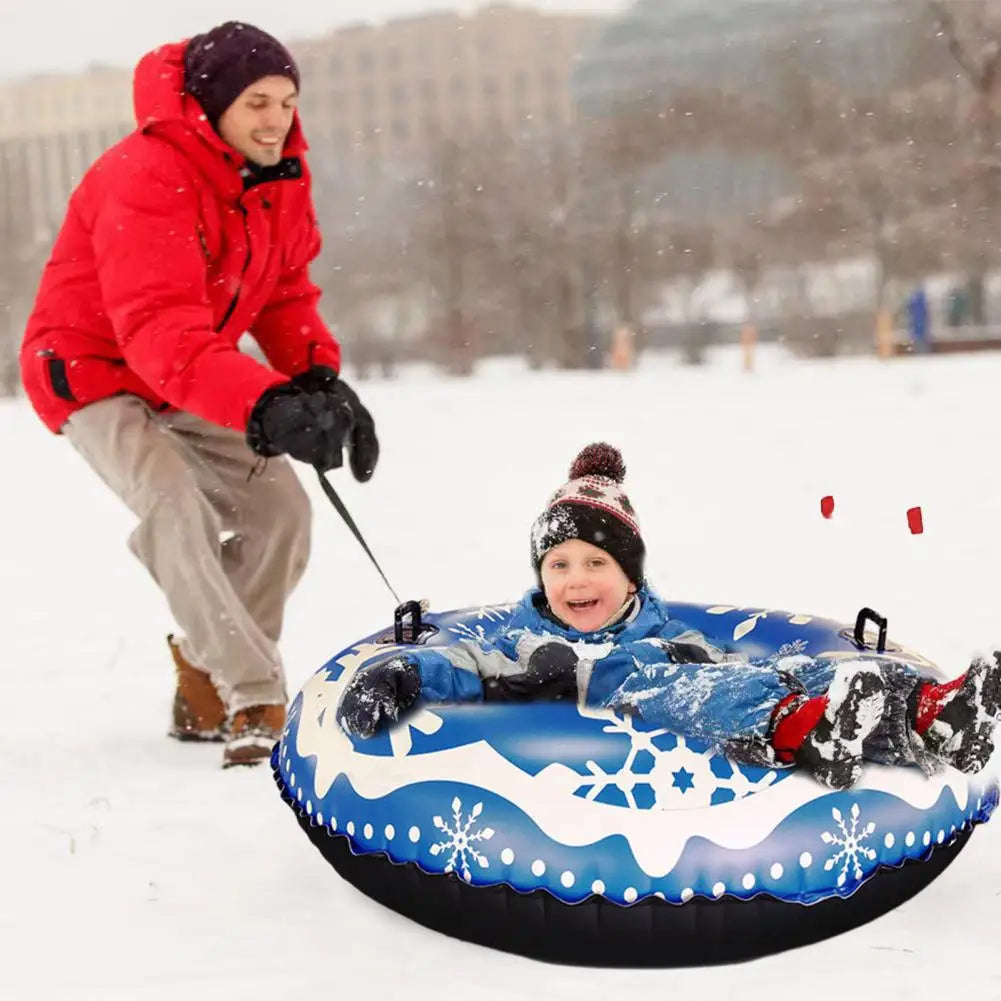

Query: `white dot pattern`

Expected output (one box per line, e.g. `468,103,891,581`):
276,751,982,909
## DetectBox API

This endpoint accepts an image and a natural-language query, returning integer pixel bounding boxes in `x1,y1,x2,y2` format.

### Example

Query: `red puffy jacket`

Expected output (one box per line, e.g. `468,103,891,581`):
20,41,341,434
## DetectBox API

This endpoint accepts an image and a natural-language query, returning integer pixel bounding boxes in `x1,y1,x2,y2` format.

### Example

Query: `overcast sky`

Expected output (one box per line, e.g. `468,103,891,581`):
2,0,629,80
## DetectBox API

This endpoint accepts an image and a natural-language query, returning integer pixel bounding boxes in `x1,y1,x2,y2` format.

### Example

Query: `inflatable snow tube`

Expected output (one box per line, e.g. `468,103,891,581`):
274,601,998,966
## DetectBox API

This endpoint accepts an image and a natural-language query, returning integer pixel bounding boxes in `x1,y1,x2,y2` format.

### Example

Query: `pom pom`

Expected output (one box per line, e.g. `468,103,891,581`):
569,442,626,483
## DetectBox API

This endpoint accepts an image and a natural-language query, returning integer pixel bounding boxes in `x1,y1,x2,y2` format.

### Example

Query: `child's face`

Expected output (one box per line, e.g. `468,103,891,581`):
540,538,635,632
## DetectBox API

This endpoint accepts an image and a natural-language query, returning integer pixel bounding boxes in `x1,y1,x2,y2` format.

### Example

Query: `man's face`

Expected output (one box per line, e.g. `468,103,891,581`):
216,75,298,167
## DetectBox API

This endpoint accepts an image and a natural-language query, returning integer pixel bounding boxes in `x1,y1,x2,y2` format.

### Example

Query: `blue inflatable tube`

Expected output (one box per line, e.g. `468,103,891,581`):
274,601,998,965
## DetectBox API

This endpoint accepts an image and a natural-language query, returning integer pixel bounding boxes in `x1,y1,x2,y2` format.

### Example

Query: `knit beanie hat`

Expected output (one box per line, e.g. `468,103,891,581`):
183,21,300,130
530,443,645,587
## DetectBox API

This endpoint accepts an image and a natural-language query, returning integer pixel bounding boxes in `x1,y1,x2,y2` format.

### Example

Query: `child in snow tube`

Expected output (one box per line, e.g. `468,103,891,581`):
336,443,1001,789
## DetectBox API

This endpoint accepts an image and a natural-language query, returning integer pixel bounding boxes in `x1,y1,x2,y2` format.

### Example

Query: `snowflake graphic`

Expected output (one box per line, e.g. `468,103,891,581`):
821,803,877,888
429,797,495,881
706,605,814,641
573,712,779,810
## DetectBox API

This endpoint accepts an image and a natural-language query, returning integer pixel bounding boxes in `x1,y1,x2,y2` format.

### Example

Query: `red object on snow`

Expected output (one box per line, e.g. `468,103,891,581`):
907,506,924,534
820,495,835,519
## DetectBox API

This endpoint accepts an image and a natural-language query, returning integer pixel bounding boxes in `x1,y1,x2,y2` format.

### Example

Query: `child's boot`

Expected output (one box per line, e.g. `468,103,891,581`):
771,663,887,789
913,653,1001,774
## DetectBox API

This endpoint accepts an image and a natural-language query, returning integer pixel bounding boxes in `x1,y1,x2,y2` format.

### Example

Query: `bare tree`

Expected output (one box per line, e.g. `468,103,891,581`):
307,158,425,375
735,25,956,332
930,0,1001,321
407,135,508,374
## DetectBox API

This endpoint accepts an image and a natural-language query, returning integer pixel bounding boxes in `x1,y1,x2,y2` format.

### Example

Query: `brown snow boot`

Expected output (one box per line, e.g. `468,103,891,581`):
223,704,286,769
168,635,226,742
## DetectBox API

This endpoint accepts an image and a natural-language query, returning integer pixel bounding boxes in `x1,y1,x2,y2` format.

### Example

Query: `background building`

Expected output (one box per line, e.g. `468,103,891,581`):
296,4,600,178
570,0,946,220
0,65,132,242
574,0,924,110
0,3,603,240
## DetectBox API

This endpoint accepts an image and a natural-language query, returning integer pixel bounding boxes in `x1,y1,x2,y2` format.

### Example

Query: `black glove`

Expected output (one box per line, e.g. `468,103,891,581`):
332,378,379,483
483,642,579,702
246,382,352,472
337,655,422,738
289,364,339,395
291,366,379,482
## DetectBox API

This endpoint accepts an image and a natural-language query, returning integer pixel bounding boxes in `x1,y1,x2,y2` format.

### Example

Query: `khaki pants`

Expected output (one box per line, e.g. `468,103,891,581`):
64,395,311,711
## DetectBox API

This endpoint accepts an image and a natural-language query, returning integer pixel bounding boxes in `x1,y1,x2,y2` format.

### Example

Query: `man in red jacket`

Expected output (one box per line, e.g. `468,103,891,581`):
20,22,378,768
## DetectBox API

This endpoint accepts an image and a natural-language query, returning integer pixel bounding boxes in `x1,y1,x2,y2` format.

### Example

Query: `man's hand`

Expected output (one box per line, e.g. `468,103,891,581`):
246,382,352,472
291,366,379,482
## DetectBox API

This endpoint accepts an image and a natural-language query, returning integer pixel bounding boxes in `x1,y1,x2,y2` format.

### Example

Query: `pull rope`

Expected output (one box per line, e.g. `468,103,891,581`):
314,467,400,605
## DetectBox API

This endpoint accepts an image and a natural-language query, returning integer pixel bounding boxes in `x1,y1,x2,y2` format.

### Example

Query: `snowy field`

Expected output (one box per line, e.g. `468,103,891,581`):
4,344,1001,999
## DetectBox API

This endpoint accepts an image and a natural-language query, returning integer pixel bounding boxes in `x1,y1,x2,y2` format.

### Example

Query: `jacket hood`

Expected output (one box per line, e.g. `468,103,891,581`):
132,40,307,194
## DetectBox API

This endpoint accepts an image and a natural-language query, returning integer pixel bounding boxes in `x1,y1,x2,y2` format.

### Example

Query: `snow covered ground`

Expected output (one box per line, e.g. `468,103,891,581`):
4,345,1001,999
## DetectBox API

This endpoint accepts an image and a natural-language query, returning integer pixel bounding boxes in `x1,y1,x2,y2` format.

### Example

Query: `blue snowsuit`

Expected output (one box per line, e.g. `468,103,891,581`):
379,588,929,767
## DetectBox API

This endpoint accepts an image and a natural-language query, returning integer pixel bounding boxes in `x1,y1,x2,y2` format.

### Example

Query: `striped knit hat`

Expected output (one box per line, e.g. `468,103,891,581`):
531,443,645,587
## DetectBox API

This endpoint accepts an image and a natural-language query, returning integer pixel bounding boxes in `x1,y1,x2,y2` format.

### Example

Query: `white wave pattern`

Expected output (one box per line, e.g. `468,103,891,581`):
289,645,976,878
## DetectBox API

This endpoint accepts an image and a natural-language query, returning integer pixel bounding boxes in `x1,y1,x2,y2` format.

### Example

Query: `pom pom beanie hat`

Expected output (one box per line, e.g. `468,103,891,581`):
530,443,645,587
